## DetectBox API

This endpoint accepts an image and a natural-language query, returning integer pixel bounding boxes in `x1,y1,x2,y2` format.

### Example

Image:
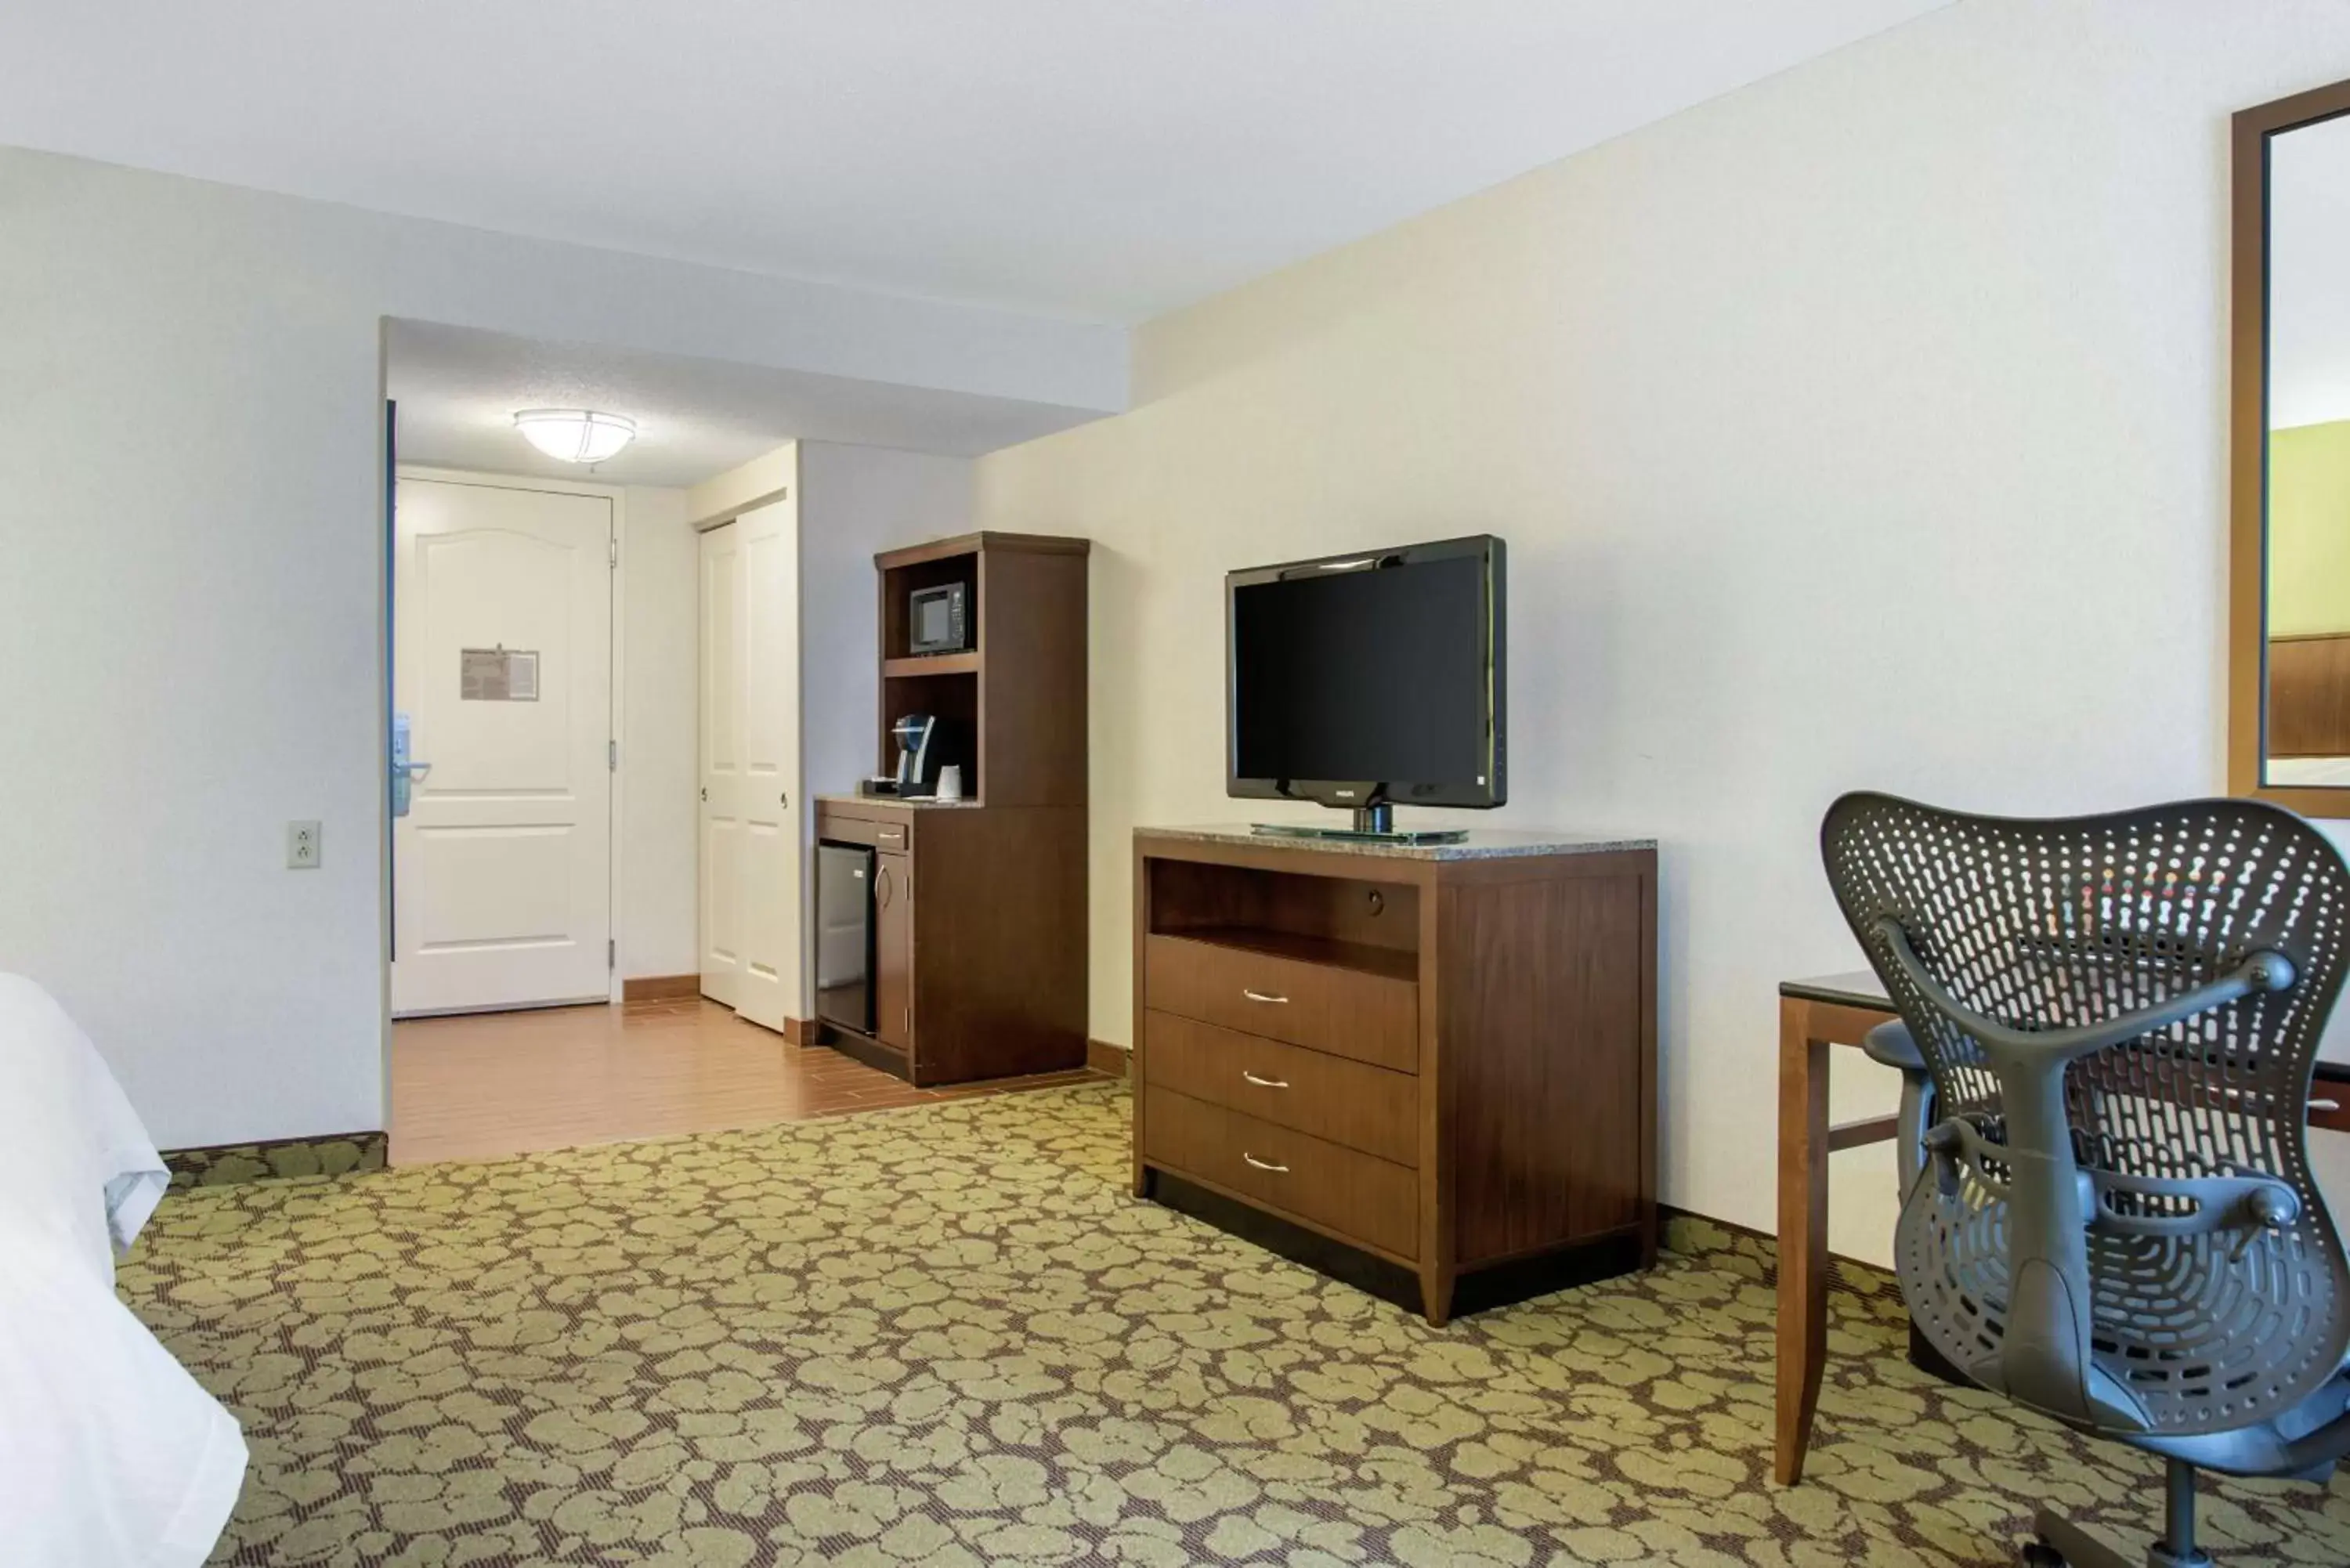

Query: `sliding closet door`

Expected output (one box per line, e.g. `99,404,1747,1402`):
732,497,802,1031
696,500,804,1031
699,522,745,1010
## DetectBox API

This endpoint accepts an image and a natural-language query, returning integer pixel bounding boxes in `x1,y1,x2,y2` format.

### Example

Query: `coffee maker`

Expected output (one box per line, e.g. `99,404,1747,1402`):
891,713,944,796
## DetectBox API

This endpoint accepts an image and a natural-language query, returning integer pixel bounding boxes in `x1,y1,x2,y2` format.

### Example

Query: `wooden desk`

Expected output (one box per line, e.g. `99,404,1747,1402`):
1773,969,2350,1487
1773,971,1899,1487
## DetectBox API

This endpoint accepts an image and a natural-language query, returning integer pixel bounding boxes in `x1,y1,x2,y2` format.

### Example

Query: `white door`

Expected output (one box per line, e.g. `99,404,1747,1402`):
699,522,744,1010
394,477,613,1016
698,499,803,1030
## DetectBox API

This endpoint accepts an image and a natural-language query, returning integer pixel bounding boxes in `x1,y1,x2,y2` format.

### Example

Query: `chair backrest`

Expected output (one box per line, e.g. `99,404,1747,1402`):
1820,793,2350,1438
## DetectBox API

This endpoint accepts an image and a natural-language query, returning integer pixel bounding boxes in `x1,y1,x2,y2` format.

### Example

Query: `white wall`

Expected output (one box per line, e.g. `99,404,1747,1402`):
0,146,1120,1150
797,443,977,802
974,0,2350,1263
796,444,976,1009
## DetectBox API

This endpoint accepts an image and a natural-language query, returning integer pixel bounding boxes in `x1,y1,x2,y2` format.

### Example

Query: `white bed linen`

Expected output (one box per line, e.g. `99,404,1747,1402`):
0,974,247,1567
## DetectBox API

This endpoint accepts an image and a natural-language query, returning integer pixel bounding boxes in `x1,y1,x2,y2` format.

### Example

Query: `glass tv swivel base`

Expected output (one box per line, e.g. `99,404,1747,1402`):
1249,803,1469,846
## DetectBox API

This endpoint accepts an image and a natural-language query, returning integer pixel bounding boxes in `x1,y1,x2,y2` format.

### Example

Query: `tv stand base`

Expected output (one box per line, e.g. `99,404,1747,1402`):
1249,814,1469,846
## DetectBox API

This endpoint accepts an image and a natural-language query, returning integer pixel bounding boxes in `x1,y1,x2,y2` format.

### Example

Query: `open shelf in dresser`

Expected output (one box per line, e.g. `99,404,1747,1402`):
1146,853,1422,980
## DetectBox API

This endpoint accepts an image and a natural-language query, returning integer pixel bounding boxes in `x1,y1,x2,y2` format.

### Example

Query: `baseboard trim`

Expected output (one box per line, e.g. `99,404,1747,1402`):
783,1017,819,1046
164,1131,389,1190
1656,1203,1900,1300
622,974,701,1003
1086,1038,1130,1078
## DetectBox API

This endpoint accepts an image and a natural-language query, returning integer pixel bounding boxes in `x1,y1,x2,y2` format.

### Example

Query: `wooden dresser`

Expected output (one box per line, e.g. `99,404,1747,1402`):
1132,826,1657,1324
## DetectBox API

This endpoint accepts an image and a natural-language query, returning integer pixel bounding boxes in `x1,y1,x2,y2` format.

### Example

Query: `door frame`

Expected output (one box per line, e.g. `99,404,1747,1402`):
389,463,631,1010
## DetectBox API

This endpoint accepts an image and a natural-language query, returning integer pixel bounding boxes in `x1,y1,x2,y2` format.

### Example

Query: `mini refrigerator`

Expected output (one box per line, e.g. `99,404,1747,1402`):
814,842,875,1035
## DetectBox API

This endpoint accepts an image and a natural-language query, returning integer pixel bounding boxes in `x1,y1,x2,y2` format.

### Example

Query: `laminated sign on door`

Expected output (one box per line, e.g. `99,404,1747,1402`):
461,647,539,701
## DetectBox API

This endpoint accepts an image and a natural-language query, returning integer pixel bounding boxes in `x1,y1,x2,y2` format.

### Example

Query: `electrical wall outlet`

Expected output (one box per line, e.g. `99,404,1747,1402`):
287,820,322,869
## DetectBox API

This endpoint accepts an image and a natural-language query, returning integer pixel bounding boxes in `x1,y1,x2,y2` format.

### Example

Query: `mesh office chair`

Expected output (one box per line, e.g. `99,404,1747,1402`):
1820,793,2350,1568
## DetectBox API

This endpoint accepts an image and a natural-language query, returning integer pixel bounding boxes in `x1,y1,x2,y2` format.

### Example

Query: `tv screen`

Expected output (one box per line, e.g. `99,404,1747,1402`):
1227,535,1505,811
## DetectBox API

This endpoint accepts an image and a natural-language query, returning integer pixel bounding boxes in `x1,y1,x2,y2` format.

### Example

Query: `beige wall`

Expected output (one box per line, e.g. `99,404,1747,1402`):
975,0,2350,1261
2269,421,2350,638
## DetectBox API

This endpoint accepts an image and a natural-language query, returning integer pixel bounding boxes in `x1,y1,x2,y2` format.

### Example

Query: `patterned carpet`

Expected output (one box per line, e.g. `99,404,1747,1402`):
119,1083,2350,1566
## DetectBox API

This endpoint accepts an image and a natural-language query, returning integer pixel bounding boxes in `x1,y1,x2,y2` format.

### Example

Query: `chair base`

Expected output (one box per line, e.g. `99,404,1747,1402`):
2023,1459,2212,1567
2026,1512,2210,1568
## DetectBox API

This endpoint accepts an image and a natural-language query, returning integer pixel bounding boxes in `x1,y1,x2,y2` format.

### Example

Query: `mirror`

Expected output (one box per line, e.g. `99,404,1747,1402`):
2234,81,2350,810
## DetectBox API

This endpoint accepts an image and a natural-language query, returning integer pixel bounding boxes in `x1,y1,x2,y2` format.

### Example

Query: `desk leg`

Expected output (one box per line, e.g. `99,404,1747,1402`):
1775,997,1830,1486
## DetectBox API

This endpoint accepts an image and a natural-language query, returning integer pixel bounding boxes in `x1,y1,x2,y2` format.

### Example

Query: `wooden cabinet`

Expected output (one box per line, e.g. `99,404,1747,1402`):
819,796,1086,1084
1133,827,1658,1325
873,850,912,1050
812,529,1090,1086
2269,634,2350,757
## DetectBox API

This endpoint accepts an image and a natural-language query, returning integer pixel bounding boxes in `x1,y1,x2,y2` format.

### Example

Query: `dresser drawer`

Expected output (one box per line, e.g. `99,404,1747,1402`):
1143,1087,1417,1261
1144,934,1418,1073
1144,1010,1417,1167
816,806,913,851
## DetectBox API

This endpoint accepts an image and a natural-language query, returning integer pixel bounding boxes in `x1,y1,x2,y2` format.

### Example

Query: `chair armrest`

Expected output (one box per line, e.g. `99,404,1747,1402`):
1861,1020,1925,1075
1874,918,2295,1064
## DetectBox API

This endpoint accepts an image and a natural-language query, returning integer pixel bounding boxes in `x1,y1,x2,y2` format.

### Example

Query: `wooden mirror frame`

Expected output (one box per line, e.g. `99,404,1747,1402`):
2230,78,2350,815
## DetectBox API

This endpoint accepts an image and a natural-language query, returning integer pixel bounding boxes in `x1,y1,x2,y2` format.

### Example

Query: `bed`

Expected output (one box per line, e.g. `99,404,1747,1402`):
0,974,247,1567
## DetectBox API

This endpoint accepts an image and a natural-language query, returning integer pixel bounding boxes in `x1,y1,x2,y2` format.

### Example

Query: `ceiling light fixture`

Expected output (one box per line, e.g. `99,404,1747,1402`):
512,408,636,464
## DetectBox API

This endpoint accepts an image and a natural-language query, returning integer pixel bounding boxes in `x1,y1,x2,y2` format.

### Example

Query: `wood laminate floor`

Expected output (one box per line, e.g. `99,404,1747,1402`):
389,995,1102,1165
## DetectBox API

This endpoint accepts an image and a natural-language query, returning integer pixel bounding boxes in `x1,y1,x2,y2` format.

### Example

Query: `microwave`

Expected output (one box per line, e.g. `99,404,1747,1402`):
908,581,970,654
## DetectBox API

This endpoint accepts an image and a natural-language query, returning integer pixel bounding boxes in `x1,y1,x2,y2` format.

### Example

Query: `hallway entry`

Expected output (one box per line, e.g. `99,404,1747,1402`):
389,998,1107,1165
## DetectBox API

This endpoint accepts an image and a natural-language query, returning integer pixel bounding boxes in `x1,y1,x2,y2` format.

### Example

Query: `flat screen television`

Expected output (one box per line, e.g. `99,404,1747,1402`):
1227,534,1506,832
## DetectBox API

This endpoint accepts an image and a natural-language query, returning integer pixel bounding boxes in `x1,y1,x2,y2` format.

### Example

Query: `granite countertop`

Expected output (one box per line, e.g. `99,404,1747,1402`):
1137,823,1655,862
815,791,982,809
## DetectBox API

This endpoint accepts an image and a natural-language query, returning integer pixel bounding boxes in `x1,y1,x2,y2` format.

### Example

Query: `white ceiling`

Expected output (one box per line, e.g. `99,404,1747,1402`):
385,320,1104,486
1,0,1949,323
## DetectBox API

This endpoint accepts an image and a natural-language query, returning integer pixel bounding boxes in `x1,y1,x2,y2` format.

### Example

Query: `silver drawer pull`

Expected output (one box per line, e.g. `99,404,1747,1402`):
1242,1152,1289,1173
1242,1071,1290,1089
1242,988,1290,1005
2312,1099,2342,1113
